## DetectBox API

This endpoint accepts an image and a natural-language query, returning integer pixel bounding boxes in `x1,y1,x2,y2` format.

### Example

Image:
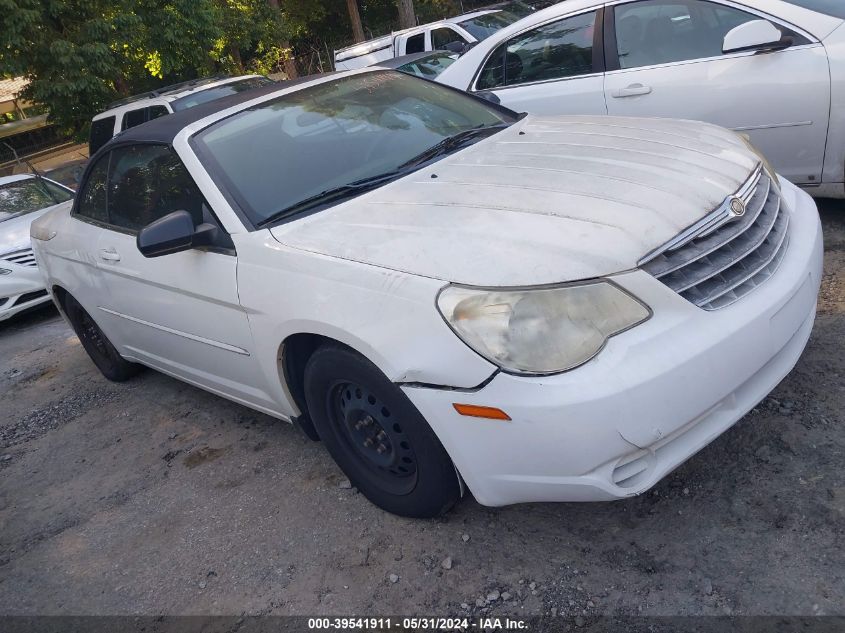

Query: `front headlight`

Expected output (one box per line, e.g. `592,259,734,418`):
437,281,651,375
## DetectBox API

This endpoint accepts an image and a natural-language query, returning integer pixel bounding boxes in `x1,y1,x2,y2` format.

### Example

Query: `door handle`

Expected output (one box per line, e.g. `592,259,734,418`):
612,84,653,98
99,248,121,262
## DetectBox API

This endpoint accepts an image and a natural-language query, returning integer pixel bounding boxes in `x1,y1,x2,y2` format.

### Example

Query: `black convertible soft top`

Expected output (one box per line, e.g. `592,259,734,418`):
103,73,335,149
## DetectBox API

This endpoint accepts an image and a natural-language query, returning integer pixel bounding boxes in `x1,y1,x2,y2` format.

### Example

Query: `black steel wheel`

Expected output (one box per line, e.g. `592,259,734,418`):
304,343,460,518
332,381,418,495
64,294,142,382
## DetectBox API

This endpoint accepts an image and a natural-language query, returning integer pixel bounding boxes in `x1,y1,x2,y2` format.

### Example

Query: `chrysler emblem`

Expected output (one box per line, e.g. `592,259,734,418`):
729,197,746,217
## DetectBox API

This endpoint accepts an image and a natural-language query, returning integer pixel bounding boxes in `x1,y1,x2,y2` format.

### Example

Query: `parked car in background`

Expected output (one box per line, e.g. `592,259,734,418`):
373,51,459,78
32,70,821,517
334,10,522,71
88,75,273,156
1,173,73,321
437,0,845,197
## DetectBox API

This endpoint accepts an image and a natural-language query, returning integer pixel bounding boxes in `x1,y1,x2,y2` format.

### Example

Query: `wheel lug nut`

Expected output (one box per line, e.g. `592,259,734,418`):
364,438,374,448
376,443,387,454
376,431,386,441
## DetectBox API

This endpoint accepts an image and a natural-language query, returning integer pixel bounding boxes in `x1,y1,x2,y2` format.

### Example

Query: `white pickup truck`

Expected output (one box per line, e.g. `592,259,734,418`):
334,10,521,71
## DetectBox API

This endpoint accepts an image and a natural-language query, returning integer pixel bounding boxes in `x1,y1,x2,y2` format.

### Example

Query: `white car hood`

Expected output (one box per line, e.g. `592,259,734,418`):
0,201,72,256
270,115,759,286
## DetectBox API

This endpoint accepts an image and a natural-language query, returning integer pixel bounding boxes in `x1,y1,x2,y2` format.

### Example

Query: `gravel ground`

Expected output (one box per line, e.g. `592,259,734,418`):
0,201,843,619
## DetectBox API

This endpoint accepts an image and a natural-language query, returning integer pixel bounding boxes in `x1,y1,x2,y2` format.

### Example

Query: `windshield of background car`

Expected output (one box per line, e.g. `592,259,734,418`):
397,53,458,77
496,1,536,19
783,0,845,19
0,179,73,222
170,77,273,111
458,11,522,40
192,71,514,227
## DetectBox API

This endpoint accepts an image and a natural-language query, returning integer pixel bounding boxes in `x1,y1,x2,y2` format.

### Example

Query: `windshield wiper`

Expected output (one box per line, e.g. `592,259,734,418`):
255,123,509,229
398,123,510,169
255,169,411,228
2,141,61,205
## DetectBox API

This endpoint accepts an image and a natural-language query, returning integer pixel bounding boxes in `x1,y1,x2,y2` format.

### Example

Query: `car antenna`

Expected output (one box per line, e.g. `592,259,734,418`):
2,141,61,204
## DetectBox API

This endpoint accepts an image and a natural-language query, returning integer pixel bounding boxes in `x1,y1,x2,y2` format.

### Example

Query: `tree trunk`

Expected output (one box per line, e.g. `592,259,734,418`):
397,0,416,29
229,45,244,73
347,0,365,43
280,41,299,79
266,0,299,79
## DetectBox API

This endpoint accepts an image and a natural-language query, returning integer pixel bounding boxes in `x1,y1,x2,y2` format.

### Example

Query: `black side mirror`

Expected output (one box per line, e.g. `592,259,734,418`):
137,210,218,258
475,90,501,105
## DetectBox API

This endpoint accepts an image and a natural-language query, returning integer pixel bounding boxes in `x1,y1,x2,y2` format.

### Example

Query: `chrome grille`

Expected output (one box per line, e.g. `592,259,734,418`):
641,166,789,311
1,248,38,268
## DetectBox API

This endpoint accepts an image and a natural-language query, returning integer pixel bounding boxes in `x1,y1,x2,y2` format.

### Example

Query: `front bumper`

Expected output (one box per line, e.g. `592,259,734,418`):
0,253,50,322
403,179,823,507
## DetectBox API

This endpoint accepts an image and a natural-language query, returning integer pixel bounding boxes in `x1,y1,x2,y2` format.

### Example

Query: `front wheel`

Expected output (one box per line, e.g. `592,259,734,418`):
64,295,142,382
304,344,460,518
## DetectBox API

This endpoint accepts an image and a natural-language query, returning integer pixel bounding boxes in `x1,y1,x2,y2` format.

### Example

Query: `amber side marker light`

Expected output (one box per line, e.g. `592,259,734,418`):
452,403,511,421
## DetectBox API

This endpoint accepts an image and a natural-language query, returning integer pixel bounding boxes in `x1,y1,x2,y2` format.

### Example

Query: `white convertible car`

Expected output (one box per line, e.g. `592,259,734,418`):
1,173,74,321
436,0,845,197
31,71,822,517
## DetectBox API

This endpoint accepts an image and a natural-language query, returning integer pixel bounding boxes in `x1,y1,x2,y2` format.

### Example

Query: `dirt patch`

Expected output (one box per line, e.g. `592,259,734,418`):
183,446,228,469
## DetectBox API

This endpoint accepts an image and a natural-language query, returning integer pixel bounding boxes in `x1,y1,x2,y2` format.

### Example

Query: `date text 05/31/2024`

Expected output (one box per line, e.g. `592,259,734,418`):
307,617,529,630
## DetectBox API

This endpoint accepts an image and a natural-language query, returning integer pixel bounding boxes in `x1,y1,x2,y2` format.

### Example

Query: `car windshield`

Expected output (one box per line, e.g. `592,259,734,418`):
782,0,845,19
193,71,514,227
458,11,522,40
396,53,458,78
0,178,73,222
171,77,273,111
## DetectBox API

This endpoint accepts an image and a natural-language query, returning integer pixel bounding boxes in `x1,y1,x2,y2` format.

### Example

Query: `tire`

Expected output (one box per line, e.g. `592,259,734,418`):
304,343,460,518
64,295,142,382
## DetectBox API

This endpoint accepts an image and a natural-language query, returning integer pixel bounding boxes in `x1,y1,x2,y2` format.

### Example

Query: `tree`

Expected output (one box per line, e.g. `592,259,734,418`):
213,0,288,75
347,0,365,43
267,0,298,78
0,0,288,136
397,0,416,29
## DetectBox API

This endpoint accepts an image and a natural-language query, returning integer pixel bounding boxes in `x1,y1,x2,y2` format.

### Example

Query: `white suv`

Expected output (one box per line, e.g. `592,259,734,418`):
88,75,272,156
32,70,822,517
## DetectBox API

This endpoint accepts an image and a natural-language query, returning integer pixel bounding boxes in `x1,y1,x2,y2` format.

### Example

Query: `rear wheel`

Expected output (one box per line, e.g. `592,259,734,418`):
64,295,141,382
304,343,460,518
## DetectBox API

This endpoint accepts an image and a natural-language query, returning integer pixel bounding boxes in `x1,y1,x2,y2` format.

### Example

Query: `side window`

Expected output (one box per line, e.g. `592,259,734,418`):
107,144,206,232
477,44,507,90
148,105,169,121
613,0,809,70
431,27,468,50
477,11,596,89
88,116,116,155
405,32,425,54
76,154,110,224
121,107,147,131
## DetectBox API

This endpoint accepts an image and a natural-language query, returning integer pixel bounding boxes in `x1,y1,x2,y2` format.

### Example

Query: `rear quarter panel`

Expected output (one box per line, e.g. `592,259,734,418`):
30,206,107,324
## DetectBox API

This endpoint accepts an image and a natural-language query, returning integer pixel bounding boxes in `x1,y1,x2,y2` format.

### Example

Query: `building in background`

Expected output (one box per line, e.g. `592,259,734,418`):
0,77,87,185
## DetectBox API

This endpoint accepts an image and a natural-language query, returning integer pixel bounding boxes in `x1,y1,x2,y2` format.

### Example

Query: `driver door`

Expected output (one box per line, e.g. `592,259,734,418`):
604,0,830,184
94,143,277,411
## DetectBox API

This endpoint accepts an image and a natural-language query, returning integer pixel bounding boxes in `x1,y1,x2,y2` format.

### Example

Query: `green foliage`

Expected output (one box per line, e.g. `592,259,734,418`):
0,0,288,137
0,0,484,137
